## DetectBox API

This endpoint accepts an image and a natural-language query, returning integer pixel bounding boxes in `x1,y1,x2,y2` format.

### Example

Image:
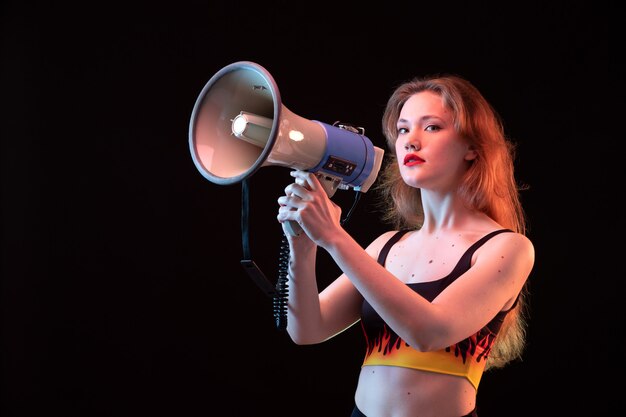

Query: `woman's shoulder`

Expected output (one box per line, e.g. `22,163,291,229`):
468,217,534,257
479,229,535,267
494,229,534,250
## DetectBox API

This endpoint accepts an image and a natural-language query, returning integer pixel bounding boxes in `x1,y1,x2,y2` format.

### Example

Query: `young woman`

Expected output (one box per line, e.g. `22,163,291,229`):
276,74,535,417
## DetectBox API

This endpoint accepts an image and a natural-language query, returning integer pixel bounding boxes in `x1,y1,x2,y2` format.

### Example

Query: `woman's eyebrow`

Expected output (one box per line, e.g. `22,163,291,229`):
397,115,442,124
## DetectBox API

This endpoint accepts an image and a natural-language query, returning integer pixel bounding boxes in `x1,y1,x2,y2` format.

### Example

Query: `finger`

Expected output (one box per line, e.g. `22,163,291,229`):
277,206,292,221
284,183,309,200
278,194,304,210
290,170,319,191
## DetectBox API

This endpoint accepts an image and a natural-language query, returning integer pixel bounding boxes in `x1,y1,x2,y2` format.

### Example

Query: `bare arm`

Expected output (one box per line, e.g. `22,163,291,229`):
320,227,534,351
281,229,390,345
278,171,535,351
278,175,399,345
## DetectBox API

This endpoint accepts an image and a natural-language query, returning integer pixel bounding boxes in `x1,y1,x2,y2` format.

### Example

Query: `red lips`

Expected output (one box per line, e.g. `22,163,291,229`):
404,153,424,166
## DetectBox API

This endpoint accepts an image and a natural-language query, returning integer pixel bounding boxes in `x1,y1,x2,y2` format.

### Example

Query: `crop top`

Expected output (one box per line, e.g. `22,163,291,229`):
360,228,516,390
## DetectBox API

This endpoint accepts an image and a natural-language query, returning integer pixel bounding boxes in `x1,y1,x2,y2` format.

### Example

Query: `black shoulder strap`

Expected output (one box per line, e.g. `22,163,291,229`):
377,228,514,270
451,228,515,277
377,230,410,266
465,228,514,255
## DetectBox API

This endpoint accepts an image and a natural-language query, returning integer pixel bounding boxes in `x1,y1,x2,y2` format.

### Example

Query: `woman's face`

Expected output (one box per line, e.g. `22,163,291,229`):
395,91,476,191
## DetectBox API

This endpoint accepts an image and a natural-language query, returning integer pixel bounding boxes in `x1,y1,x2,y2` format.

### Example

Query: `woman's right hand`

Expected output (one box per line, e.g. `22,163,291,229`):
277,173,314,248
277,170,343,248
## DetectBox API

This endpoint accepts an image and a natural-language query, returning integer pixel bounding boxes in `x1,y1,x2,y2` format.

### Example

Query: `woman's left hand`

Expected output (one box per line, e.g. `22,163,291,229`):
277,170,343,247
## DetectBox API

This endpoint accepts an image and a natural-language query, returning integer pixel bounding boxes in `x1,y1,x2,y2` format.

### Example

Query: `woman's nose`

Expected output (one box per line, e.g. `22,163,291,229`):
404,142,420,151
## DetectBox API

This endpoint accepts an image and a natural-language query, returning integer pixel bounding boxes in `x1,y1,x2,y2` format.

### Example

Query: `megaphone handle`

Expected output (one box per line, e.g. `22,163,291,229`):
284,220,303,237
284,173,340,237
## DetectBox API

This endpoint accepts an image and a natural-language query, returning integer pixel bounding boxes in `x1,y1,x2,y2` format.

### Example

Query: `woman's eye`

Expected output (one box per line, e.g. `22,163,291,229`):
425,124,441,132
397,127,408,134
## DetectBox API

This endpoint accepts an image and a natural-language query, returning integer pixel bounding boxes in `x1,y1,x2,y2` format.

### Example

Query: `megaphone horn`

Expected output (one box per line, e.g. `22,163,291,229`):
189,61,384,236
189,61,384,192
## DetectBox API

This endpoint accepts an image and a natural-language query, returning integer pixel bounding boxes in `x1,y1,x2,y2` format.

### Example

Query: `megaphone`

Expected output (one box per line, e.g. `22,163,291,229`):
188,61,385,235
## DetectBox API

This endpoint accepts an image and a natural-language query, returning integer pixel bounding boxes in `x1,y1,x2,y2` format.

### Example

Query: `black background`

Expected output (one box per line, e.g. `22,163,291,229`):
2,1,621,416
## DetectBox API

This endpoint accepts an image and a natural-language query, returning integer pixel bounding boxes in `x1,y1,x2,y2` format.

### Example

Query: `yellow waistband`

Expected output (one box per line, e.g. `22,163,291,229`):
362,344,486,390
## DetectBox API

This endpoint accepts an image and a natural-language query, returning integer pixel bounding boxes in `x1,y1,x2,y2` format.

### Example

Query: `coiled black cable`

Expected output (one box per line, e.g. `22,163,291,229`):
272,189,362,331
274,233,290,331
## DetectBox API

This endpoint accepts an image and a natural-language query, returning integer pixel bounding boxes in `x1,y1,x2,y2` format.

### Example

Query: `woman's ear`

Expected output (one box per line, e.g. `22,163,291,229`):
464,146,478,161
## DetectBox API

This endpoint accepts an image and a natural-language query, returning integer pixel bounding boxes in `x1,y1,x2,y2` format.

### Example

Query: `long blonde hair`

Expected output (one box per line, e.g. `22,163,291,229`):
376,75,530,370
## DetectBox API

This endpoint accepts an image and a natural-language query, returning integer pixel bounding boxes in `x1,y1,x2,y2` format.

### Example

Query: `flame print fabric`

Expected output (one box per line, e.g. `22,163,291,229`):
360,229,514,390
360,312,504,390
